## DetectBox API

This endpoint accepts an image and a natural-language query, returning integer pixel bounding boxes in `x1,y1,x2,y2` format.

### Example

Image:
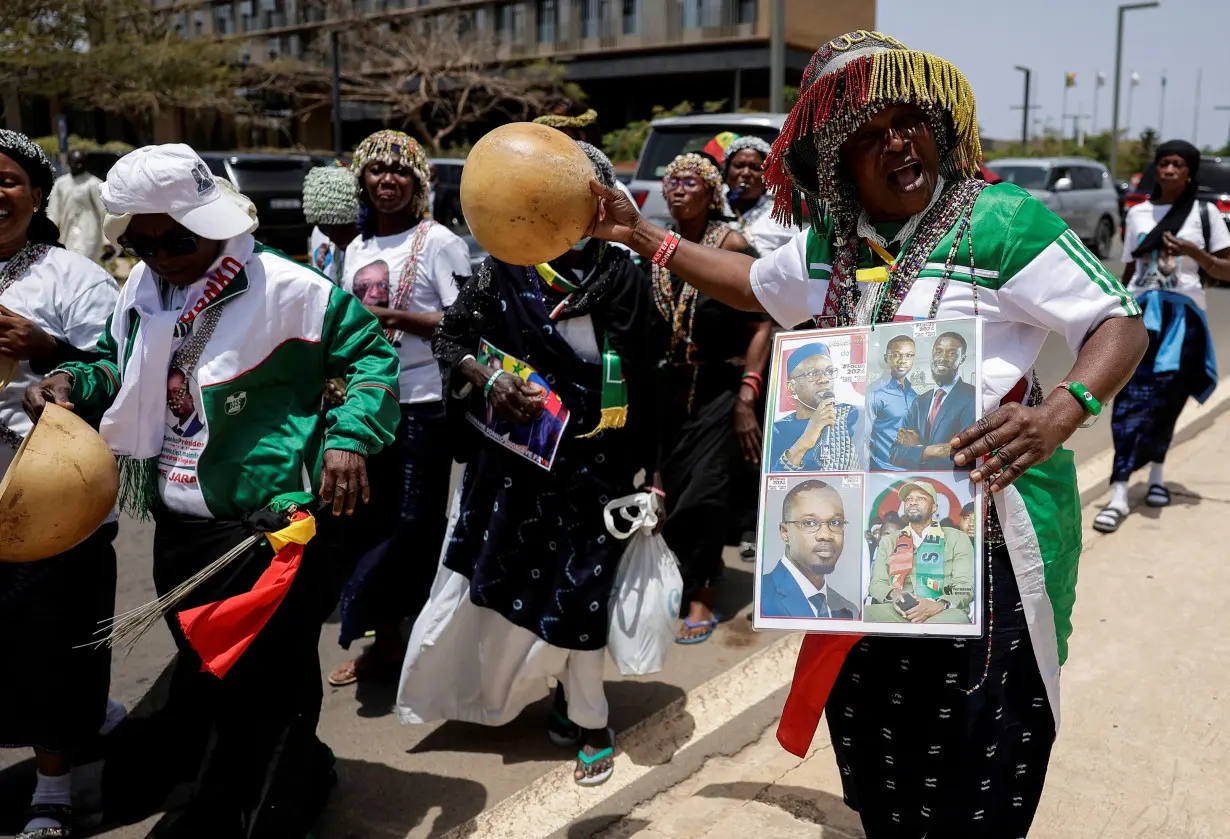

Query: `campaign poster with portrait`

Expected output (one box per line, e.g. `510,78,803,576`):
764,328,869,474
756,473,866,630
466,338,570,471
859,471,981,637
862,319,980,474
754,317,984,638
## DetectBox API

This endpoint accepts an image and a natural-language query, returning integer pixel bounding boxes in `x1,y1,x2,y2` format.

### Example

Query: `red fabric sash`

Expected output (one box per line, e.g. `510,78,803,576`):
176,517,308,679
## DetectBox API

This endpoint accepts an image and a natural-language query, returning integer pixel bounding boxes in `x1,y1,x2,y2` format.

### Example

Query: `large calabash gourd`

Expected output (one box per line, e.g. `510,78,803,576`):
461,123,597,266
0,404,119,562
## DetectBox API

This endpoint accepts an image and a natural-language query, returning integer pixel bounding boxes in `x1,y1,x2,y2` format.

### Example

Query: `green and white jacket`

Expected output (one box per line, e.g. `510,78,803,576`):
60,238,401,521
750,182,1142,728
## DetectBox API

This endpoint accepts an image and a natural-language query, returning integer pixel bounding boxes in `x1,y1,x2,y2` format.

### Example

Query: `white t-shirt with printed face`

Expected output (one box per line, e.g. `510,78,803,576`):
1121,200,1230,311
0,247,118,517
342,222,470,403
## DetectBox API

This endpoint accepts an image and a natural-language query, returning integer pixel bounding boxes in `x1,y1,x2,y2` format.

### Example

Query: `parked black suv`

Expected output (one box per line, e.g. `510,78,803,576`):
198,153,316,260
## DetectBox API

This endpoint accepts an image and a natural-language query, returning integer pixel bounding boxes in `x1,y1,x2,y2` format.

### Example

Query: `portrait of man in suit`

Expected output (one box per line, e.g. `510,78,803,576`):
889,331,977,471
760,479,859,620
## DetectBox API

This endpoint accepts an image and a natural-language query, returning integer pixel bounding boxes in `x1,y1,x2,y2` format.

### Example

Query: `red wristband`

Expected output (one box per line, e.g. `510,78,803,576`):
743,372,764,385
740,379,761,400
652,231,681,268
648,485,666,498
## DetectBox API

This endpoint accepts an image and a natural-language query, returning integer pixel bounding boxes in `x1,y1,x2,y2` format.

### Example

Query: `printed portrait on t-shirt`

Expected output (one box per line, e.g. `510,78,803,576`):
1134,234,1179,290
353,259,390,307
166,368,204,438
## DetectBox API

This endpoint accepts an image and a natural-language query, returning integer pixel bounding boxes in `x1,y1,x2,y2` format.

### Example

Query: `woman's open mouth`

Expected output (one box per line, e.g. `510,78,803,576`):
888,161,924,192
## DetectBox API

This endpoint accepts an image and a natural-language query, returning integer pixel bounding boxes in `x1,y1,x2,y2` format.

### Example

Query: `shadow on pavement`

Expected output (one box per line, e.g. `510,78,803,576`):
314,760,488,839
566,815,651,839
1136,481,1205,520
697,781,865,837
409,681,691,768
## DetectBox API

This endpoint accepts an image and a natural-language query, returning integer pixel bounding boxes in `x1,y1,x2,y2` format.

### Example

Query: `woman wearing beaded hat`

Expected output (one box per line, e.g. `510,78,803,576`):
397,141,660,787
0,129,120,839
724,135,798,256
649,152,770,645
329,130,471,687
588,30,1148,837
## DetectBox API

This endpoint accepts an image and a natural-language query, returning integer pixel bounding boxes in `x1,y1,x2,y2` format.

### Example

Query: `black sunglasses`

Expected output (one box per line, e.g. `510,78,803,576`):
119,231,201,259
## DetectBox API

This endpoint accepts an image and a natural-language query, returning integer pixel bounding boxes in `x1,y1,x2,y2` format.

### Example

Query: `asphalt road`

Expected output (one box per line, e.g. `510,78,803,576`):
3,260,1225,838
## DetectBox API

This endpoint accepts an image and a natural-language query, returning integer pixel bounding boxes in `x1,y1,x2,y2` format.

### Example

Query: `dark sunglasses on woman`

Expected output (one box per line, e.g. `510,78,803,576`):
118,231,201,259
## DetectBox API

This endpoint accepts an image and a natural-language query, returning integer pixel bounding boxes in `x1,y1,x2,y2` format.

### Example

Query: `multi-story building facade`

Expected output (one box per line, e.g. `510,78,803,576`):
14,0,875,150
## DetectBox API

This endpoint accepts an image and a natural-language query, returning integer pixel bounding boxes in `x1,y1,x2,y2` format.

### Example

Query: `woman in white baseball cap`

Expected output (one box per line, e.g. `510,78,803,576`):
23,143,402,837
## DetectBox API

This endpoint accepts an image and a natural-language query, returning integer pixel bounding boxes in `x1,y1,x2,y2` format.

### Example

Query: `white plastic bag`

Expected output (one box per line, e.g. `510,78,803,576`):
604,493,683,677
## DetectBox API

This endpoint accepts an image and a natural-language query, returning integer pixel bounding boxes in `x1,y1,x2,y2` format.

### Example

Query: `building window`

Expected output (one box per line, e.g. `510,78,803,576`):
621,0,637,34
737,0,755,24
579,0,600,38
512,2,527,38
494,3,511,35
214,5,235,35
536,0,556,42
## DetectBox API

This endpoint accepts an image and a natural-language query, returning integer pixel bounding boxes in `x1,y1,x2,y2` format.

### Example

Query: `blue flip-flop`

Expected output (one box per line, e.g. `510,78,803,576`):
676,615,721,645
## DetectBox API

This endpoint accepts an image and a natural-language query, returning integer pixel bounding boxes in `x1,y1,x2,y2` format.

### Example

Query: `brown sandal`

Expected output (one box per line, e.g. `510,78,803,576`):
327,649,401,687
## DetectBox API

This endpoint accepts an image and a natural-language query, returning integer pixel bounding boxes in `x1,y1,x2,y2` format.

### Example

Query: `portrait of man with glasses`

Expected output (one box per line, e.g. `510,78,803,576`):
760,479,861,620
768,341,863,473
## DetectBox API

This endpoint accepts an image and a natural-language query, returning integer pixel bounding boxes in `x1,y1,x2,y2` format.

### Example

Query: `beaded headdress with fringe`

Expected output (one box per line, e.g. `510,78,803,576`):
764,30,982,231
351,130,431,221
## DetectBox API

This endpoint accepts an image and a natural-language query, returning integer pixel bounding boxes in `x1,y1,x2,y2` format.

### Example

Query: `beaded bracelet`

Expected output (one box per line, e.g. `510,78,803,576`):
651,231,682,267
648,486,666,499
483,370,505,398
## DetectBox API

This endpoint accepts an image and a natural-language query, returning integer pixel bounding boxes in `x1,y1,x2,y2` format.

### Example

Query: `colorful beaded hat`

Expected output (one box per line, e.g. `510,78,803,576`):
302,165,359,226
662,153,725,211
351,130,431,219
764,30,982,229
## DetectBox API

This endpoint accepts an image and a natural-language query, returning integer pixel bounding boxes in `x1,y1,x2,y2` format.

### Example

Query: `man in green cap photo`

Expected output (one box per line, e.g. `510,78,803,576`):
866,478,973,624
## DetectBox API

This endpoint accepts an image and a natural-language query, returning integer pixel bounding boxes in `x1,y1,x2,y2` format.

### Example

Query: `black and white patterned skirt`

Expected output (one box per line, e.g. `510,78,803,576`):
826,544,1056,839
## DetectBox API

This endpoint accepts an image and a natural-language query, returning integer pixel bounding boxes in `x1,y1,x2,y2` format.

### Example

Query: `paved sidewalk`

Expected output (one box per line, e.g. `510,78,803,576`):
595,408,1230,839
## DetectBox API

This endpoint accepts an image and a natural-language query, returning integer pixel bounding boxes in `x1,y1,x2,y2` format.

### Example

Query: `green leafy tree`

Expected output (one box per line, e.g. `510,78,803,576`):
0,0,241,135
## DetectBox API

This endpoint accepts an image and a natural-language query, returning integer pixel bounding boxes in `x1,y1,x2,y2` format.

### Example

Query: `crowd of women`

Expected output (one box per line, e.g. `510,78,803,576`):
0,25,1222,839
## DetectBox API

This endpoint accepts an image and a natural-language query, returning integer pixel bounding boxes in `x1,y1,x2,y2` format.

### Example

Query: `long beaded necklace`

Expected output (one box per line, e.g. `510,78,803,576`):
651,222,729,412
819,179,987,328
167,302,225,414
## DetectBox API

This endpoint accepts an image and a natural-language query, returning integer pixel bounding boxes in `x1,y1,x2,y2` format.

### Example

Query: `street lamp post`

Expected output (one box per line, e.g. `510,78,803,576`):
769,0,785,113
1110,2,1159,180
1014,66,1031,146
331,29,343,158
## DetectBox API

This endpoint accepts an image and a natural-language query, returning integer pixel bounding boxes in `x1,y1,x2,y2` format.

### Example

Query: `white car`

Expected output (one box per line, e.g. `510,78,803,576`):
986,157,1121,258
629,113,786,229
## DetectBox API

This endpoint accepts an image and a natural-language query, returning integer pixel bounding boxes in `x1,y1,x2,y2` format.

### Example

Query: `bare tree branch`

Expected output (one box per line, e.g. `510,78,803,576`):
252,4,584,153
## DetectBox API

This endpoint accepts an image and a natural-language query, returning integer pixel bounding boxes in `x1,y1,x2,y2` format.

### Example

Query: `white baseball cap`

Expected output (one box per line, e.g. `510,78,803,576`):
101,144,259,244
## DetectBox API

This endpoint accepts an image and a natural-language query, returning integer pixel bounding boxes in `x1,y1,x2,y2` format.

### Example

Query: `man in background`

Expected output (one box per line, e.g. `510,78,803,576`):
47,149,105,263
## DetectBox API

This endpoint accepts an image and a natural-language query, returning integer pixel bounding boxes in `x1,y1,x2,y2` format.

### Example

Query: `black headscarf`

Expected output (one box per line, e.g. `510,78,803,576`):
1132,139,1202,259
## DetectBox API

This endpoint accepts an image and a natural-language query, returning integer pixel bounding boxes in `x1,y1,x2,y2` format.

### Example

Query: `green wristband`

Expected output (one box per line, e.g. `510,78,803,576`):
484,369,505,398
1063,381,1101,416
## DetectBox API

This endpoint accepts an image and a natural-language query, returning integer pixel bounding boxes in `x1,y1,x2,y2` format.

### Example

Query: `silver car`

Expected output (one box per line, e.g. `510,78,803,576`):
985,157,1120,258
629,113,786,228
